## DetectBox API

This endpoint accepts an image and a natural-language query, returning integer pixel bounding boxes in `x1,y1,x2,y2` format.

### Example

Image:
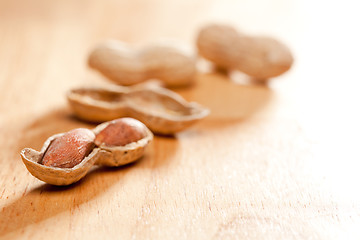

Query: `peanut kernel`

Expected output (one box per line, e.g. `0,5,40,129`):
95,118,147,147
42,128,95,168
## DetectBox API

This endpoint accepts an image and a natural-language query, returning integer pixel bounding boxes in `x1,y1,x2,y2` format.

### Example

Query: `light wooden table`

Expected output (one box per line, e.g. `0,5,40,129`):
1,0,360,239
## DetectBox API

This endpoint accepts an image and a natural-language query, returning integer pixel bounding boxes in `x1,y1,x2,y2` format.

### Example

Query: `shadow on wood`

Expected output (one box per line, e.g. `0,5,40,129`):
1,108,179,237
18,108,97,151
175,72,273,120
0,163,137,237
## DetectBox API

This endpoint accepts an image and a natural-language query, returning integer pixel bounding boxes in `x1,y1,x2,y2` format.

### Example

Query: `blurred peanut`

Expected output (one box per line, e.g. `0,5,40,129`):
196,24,294,79
88,40,196,87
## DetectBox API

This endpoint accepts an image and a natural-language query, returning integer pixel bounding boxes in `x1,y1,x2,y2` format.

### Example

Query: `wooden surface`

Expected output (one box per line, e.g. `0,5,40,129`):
1,0,360,239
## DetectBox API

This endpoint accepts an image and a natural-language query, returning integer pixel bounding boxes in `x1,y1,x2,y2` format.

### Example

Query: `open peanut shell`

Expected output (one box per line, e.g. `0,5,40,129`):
21,133,100,186
67,84,209,135
93,119,153,167
21,118,153,186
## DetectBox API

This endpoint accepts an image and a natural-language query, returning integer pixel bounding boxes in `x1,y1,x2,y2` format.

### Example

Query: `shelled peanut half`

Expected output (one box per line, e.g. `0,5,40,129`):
20,118,153,186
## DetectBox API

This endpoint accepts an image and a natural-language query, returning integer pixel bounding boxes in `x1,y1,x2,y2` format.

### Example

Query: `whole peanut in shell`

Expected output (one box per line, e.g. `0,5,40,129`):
88,40,196,87
196,24,294,79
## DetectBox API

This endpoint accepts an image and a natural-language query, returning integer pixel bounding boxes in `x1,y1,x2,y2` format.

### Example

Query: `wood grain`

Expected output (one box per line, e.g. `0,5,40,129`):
1,0,360,239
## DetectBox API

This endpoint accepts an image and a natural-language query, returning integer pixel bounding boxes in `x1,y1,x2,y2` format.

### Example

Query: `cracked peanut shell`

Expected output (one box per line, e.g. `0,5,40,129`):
20,118,153,186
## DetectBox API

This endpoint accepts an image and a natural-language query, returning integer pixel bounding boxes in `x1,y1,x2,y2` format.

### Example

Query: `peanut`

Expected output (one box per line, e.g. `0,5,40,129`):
95,118,147,147
21,118,153,185
196,24,294,79
42,128,95,168
88,40,196,87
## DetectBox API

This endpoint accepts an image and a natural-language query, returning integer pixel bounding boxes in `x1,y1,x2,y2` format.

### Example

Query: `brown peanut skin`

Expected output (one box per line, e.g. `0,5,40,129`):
95,118,147,147
42,128,95,168
196,24,294,79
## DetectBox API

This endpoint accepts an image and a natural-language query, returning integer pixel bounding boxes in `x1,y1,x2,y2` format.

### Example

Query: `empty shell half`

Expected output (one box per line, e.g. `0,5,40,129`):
67,84,209,135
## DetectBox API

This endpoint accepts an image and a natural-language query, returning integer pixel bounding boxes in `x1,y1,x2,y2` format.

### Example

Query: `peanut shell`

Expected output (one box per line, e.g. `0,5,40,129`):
21,118,153,185
88,40,196,87
67,84,209,135
196,24,294,79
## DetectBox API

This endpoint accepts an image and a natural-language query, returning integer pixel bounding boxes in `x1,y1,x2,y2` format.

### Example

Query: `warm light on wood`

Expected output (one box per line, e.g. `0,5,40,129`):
1,0,359,239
